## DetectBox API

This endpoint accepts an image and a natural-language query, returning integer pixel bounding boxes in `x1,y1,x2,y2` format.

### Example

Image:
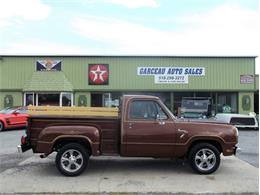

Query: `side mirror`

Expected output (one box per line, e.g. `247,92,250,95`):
13,110,20,115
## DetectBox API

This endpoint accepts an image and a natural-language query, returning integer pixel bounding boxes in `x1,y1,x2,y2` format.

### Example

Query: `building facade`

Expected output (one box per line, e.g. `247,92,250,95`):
0,55,258,115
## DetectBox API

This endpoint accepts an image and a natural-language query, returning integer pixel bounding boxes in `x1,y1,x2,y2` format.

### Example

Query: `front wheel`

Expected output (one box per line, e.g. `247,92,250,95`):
0,121,4,132
55,143,89,176
189,143,220,174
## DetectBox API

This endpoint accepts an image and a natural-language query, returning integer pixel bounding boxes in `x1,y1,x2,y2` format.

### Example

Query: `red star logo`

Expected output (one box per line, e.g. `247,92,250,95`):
89,64,109,85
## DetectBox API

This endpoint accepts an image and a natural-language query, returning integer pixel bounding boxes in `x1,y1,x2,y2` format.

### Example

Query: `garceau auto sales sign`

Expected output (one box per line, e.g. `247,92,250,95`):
137,67,205,84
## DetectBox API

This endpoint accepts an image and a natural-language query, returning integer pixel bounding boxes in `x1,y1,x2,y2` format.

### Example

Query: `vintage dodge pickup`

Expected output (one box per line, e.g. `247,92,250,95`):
18,95,239,176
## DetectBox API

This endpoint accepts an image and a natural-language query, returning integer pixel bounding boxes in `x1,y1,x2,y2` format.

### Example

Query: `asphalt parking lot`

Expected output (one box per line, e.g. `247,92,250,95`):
0,129,259,194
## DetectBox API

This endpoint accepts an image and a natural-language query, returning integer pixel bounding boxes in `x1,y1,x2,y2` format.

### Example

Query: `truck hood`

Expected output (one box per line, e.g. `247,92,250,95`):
175,118,238,144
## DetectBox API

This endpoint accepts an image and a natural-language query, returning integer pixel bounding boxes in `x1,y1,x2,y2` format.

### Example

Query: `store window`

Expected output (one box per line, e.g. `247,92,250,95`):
38,94,60,106
217,93,237,113
23,92,73,107
91,92,121,107
61,93,72,106
24,93,34,106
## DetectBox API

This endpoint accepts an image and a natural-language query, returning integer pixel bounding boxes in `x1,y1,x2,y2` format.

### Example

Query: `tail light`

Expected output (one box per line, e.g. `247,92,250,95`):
21,136,26,145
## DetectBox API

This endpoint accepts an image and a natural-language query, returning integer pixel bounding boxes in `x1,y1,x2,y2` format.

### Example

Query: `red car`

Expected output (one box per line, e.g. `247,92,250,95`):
0,107,28,132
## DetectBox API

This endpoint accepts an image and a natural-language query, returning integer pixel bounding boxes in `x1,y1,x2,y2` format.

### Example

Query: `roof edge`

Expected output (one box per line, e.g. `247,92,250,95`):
0,54,258,58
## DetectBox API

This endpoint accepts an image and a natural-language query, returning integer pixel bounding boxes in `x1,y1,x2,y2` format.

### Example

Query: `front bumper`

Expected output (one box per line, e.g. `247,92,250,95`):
234,146,241,155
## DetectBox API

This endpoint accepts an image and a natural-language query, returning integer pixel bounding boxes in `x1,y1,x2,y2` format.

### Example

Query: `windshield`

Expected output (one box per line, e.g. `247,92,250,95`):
181,100,209,110
0,107,16,114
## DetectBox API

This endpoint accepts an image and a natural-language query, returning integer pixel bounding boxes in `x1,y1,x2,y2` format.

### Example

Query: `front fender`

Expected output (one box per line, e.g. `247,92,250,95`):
36,125,100,155
0,118,8,129
174,136,227,157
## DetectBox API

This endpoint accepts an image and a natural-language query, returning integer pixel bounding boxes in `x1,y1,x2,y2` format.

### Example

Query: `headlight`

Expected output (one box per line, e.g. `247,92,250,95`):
235,127,239,137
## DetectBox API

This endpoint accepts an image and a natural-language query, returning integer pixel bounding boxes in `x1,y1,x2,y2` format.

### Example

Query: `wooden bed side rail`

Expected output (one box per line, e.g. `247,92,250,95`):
27,106,119,117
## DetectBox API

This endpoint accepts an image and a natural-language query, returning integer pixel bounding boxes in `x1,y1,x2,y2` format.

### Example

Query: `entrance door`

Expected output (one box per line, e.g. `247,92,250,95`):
124,99,175,157
103,93,112,107
91,94,103,107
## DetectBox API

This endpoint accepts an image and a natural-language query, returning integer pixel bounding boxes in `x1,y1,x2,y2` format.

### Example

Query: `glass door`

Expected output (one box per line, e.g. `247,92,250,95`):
103,93,112,107
60,92,73,107
24,93,35,106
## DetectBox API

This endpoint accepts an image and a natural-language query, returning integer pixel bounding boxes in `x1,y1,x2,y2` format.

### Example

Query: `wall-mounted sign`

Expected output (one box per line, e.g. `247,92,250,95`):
137,67,205,84
137,67,205,76
240,75,254,84
154,75,188,84
89,64,109,85
36,60,61,71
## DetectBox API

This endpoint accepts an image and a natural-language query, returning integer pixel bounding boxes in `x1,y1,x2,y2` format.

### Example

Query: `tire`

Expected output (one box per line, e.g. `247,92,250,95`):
189,143,220,174
0,121,4,132
55,143,89,176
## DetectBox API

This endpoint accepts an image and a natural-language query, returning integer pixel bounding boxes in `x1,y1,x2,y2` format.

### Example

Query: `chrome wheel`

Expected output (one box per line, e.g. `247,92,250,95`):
60,149,83,173
195,148,216,171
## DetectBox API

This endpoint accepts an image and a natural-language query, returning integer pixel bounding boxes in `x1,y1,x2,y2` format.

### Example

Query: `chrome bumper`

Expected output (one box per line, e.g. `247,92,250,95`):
234,146,242,155
17,144,31,153
17,145,22,153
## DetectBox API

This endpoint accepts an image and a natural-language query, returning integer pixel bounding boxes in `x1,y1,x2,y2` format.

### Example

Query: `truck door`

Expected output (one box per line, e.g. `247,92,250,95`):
124,99,175,157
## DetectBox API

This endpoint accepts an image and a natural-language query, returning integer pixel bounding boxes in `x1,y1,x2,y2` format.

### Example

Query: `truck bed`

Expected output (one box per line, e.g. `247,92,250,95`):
28,115,120,155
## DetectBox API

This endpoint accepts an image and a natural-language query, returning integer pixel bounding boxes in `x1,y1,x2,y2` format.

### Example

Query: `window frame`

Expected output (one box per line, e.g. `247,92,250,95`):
128,99,169,121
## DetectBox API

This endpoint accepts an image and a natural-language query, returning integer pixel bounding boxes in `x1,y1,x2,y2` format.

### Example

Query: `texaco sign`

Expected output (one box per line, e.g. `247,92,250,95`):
88,64,109,85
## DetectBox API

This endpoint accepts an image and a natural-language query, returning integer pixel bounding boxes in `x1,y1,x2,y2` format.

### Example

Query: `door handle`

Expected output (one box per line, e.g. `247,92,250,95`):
158,121,165,125
128,122,133,129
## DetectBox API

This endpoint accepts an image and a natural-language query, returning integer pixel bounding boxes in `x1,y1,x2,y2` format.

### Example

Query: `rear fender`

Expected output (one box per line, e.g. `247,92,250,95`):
36,125,100,155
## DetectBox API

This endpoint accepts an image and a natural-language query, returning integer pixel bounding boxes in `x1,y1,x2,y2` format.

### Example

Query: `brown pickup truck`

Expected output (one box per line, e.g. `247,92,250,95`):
18,95,239,176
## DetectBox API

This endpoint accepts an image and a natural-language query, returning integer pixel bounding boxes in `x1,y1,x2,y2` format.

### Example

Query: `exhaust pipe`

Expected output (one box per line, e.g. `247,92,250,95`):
40,154,49,158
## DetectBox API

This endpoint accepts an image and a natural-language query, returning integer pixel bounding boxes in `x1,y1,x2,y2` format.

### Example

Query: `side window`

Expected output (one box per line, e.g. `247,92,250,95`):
129,100,168,120
18,108,27,114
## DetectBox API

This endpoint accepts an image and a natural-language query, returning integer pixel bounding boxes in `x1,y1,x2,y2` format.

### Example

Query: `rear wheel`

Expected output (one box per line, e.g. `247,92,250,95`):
189,143,220,174
0,121,4,132
55,143,89,176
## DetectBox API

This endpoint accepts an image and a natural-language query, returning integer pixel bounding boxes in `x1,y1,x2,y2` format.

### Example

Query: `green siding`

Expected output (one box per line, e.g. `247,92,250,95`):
0,92,23,108
255,75,259,90
0,56,255,91
23,72,73,92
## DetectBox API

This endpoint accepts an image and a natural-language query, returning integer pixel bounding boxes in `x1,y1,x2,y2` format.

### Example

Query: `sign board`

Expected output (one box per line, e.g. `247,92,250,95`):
89,64,109,85
240,75,254,84
137,66,205,84
154,75,188,84
137,67,205,76
36,60,61,71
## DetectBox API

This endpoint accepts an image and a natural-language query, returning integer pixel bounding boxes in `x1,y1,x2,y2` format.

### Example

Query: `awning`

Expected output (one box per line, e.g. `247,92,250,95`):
23,72,73,92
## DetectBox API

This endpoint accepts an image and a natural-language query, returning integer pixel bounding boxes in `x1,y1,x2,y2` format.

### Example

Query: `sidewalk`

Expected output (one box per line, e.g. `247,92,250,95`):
0,155,258,194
